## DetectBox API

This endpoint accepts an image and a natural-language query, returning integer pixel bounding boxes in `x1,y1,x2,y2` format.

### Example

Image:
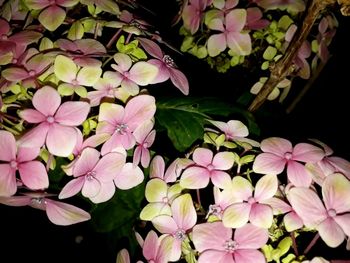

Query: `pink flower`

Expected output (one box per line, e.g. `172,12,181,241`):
113,162,144,191
137,37,189,95
0,192,90,225
180,147,234,189
222,174,278,228
182,0,209,34
245,7,270,30
253,137,324,186
0,130,48,196
96,94,156,154
151,194,197,261
59,147,125,203
19,86,90,157
289,173,350,248
207,9,252,57
192,222,268,263
133,120,156,168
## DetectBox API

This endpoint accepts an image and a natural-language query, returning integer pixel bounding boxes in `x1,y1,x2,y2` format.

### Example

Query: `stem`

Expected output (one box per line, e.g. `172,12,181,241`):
94,22,100,40
303,232,320,255
46,153,53,172
196,189,202,208
248,0,337,112
290,232,299,257
125,33,132,45
106,28,122,49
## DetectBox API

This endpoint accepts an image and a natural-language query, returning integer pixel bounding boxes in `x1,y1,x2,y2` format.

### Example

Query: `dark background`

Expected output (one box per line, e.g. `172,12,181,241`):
1,1,350,262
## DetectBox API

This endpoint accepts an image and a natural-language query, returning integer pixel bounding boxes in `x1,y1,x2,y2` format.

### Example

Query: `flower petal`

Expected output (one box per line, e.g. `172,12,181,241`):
143,230,159,260
114,163,144,190
33,86,61,116
198,250,234,263
169,68,189,95
180,166,210,189
129,61,158,86
287,160,312,187
292,143,324,163
0,130,16,161
137,37,163,59
18,161,49,190
73,147,100,177
54,101,90,126
234,249,266,263
322,173,350,213
207,33,226,57
46,124,77,157
261,137,292,156
212,152,234,170
334,214,350,237
16,146,40,163
226,32,252,56
152,215,178,234
229,176,253,201
317,218,345,248
89,181,116,203
82,176,101,198
253,153,286,175
140,202,172,221
45,199,91,225
94,152,126,182
145,178,168,202
235,223,268,249
38,5,66,31
150,155,165,179
0,164,16,196
222,202,251,228
210,170,232,189
59,177,85,199
77,66,102,86
171,194,197,230
284,211,304,232
249,203,273,228
225,9,246,32
254,174,278,201
193,148,213,166
19,109,46,123
19,123,50,148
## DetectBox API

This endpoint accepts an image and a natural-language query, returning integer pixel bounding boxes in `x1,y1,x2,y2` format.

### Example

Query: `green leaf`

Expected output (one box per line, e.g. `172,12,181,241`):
156,97,236,152
261,61,270,70
278,15,294,31
263,46,277,61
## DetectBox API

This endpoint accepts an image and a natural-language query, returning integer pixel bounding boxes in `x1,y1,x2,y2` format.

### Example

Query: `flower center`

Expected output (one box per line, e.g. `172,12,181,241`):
10,160,18,169
174,229,186,241
224,239,238,252
28,70,36,77
72,79,79,86
116,123,128,134
1,34,8,40
12,58,17,64
31,197,46,206
207,164,214,171
162,196,168,203
208,204,222,216
123,71,130,79
284,152,293,160
327,209,337,217
46,116,55,124
163,55,176,68
149,260,155,263
247,196,256,204
86,171,96,181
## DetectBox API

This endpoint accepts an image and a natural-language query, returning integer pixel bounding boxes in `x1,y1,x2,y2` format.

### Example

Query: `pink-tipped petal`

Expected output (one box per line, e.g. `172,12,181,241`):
116,249,130,263
98,102,124,124
46,124,77,157
192,221,231,252
235,223,268,249
33,86,61,117
180,166,210,189
59,177,85,199
114,163,144,190
152,215,178,234
129,61,158,86
193,148,213,166
18,161,49,190
253,153,286,175
222,202,251,228
0,196,32,206
171,194,196,230
284,211,304,232
169,68,189,95
54,101,90,126
2,67,28,81
145,178,167,202
38,5,66,31
0,131,16,161
212,152,234,170
263,197,292,215
334,214,350,237
140,148,151,168
137,37,163,59
293,143,324,163
249,203,273,228
94,152,126,182
19,109,46,123
317,218,345,248
89,181,116,203
0,164,16,196
45,199,91,225
254,174,278,201
143,230,159,260
207,33,226,57
261,137,293,156
287,160,312,187
226,32,252,56
210,170,232,189
19,122,50,148
73,148,100,177
81,177,101,198
148,59,171,84
234,249,266,263
229,176,254,201
328,156,350,179
226,9,247,32
113,53,132,72
16,146,40,163
322,173,350,213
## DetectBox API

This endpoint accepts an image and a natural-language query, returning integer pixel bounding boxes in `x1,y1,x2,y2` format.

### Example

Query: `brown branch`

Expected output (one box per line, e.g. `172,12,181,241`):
248,0,337,113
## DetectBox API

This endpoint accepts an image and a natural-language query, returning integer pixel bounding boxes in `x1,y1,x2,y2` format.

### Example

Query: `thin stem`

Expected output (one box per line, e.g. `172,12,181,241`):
196,189,202,208
94,22,100,40
125,33,132,45
290,232,299,256
46,153,53,172
106,28,122,49
303,232,320,255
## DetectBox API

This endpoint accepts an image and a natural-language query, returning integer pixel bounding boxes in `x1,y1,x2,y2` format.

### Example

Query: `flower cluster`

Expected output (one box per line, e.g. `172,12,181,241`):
177,0,338,102
117,120,350,262
0,0,189,225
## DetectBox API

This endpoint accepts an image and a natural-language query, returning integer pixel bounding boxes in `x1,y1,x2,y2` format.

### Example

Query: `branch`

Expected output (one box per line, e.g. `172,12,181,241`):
248,0,337,113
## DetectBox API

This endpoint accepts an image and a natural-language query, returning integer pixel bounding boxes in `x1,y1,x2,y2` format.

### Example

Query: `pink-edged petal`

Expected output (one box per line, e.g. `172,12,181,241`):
100,133,124,155
145,178,167,202
207,33,227,57
169,68,189,95
261,137,293,156
129,61,158,86
212,151,234,170
334,214,350,237
113,53,132,72
133,146,142,166
116,249,130,263
19,109,46,123
253,153,286,175
98,102,124,124
249,203,273,228
114,163,144,190
171,194,196,230
287,160,312,187
235,223,268,249
148,59,171,83
81,176,101,198
124,95,156,130
263,197,292,215
254,174,278,201
121,79,139,95
322,173,350,213
140,148,151,168
33,86,61,116
198,250,234,263
89,181,116,203
182,5,201,34
227,120,249,137
94,152,125,182
225,9,246,32
143,230,159,260
229,176,253,201
59,177,85,199
1,67,28,81
16,146,40,163
207,17,225,31
38,5,66,31
0,164,16,196
76,66,102,86
222,202,251,228
284,211,304,232
54,101,90,126
46,124,77,157
317,218,345,248
45,199,91,225
193,148,213,166
152,215,178,234
0,195,32,206
180,166,210,189
73,147,100,176
19,122,50,148
328,156,350,179
292,143,324,163
137,37,163,59
226,32,252,56
210,170,232,189
0,130,16,161
18,161,49,190
192,221,231,252
234,249,266,263
140,202,172,221
288,187,327,228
